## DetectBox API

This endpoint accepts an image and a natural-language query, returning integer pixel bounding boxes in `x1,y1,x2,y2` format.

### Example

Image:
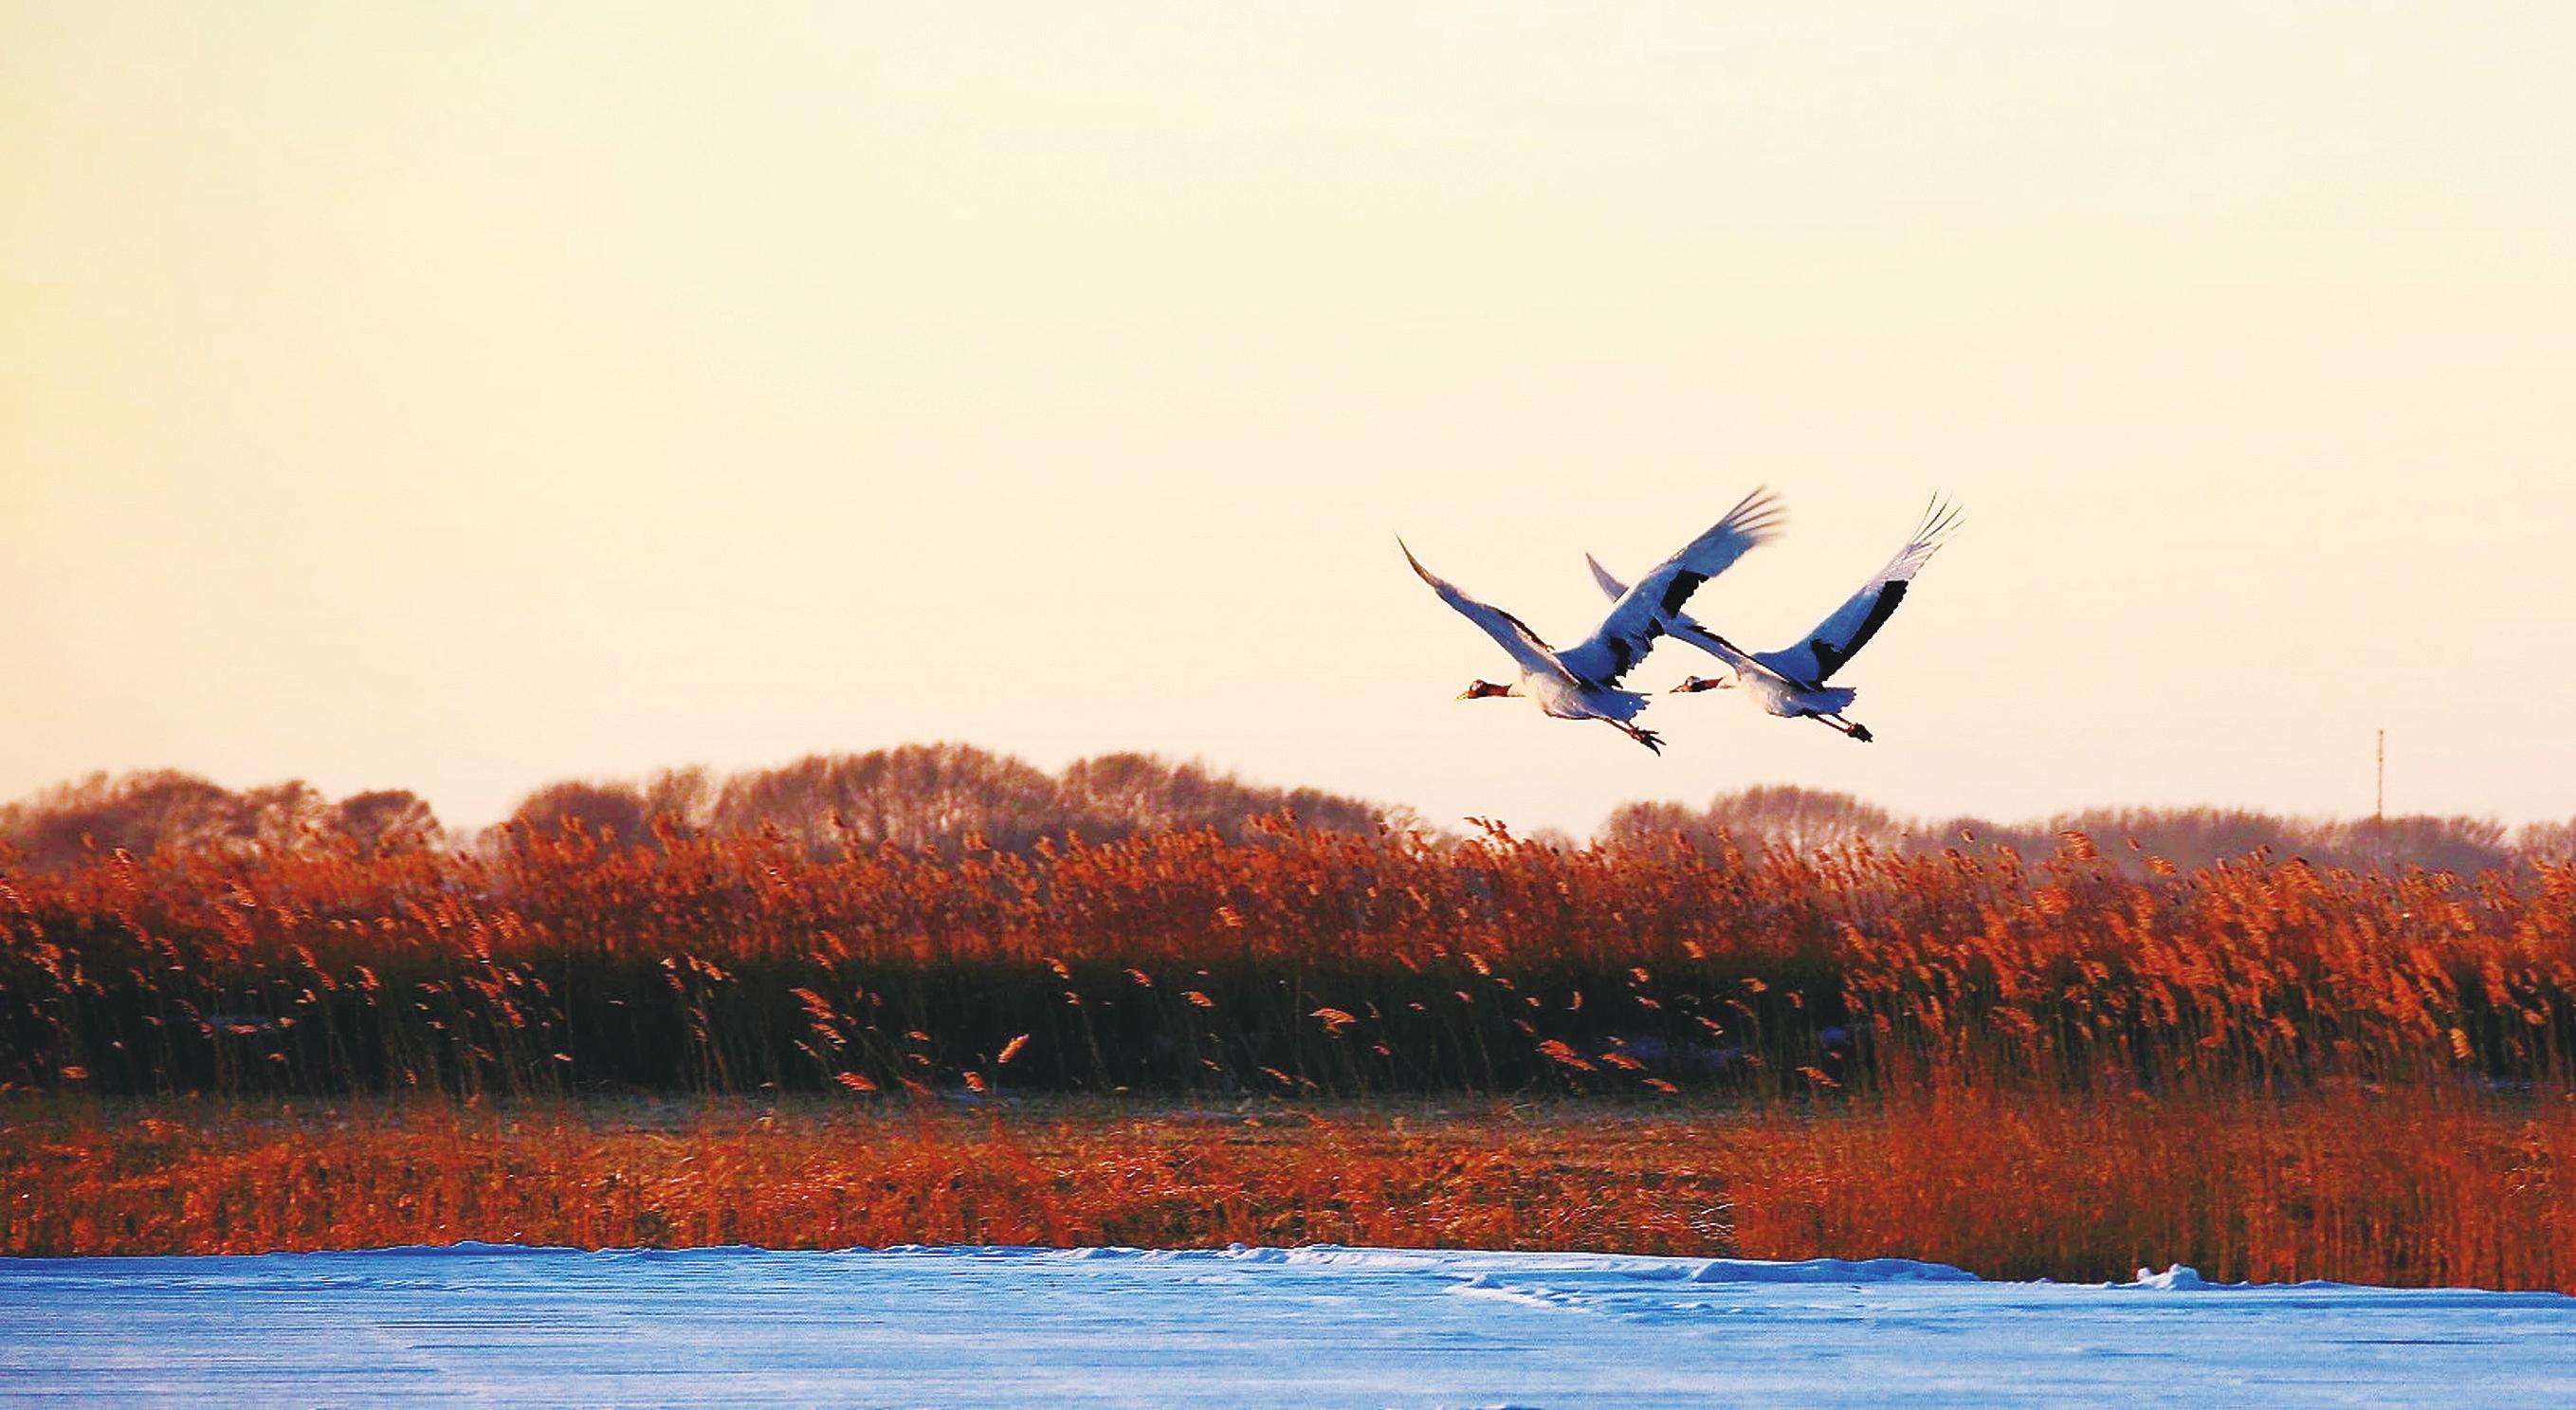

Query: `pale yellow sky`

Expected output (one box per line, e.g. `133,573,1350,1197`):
6,2,2573,834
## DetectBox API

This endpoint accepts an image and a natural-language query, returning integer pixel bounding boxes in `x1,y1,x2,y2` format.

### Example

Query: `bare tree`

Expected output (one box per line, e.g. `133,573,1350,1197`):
0,771,252,869
328,790,443,852
1607,786,1902,855
498,779,650,848
2518,818,2576,862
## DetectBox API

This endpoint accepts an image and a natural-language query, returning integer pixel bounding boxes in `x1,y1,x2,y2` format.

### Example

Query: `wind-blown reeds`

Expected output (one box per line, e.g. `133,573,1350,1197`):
6,817,2570,1098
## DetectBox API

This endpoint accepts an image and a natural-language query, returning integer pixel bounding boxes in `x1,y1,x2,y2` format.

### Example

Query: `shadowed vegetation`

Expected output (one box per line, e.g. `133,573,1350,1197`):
5,808,2572,1098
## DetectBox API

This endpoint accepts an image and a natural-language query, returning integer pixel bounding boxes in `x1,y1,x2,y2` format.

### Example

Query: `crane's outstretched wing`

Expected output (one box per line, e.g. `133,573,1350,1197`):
1753,496,1961,686
1583,552,1793,686
1399,539,1566,681
1556,487,1784,687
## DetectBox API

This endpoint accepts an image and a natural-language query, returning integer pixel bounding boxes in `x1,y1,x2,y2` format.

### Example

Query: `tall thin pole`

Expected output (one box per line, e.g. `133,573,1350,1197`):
2375,728,2384,824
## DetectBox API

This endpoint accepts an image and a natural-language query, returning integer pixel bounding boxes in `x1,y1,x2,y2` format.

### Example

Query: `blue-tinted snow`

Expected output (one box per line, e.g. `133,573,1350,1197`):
2,1243,2569,1407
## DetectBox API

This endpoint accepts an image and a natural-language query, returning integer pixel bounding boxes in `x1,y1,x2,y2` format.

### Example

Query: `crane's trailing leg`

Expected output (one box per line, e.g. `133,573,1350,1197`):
1809,713,1873,742
1608,720,1665,755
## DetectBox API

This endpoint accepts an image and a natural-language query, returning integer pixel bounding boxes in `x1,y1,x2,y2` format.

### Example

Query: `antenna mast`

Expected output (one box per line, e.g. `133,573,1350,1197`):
2375,728,2384,824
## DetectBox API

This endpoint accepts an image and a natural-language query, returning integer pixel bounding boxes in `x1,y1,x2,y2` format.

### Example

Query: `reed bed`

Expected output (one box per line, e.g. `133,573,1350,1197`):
5,1087,2567,1290
5,820,2571,1098
8,821,2571,1287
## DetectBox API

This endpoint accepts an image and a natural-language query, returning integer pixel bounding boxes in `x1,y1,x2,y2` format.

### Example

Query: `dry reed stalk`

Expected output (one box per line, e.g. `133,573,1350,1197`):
3,1089,2567,1291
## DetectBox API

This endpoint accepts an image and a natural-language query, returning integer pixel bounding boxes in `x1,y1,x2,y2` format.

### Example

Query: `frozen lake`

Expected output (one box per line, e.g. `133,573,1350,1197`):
3,1244,2570,1407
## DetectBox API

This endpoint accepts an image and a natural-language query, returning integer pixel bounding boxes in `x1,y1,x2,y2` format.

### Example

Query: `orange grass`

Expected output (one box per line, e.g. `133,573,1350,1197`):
5,1088,2568,1290
6,821,2573,1097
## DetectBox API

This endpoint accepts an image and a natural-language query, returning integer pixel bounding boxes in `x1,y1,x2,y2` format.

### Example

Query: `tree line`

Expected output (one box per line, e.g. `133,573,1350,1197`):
2,749,2565,874
1602,784,2570,874
0,745,1391,870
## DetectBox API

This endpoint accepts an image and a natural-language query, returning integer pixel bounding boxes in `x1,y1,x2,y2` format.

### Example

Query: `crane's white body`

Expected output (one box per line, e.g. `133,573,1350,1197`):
1521,668,1651,724
1660,618,1856,720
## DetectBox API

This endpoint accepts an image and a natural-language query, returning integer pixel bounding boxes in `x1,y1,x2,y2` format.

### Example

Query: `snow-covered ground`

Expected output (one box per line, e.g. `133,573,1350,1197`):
3,1244,2570,1407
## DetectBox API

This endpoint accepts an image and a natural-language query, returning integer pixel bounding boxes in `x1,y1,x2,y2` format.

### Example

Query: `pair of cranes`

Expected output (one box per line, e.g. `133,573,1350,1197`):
1400,489,1959,754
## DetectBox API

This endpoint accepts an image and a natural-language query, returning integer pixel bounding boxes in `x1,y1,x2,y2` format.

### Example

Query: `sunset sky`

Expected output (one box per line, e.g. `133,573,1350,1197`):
8,3,2572,835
